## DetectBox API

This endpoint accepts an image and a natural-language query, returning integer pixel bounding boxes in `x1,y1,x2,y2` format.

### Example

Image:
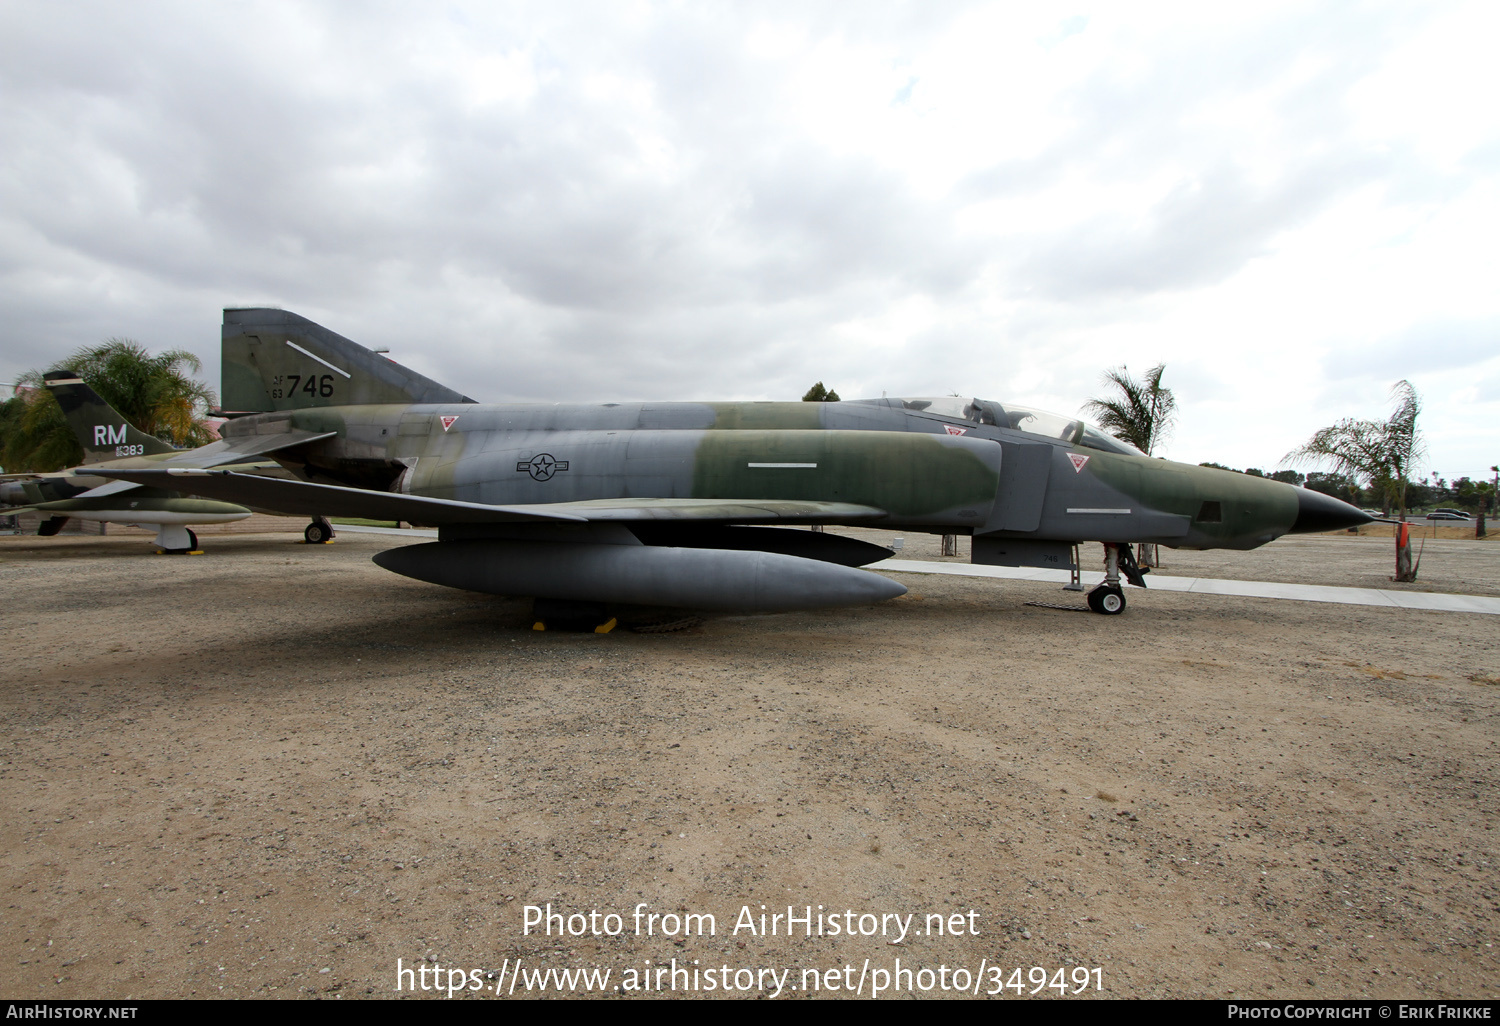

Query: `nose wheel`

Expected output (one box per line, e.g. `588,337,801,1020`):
1087,585,1126,614
1086,542,1140,614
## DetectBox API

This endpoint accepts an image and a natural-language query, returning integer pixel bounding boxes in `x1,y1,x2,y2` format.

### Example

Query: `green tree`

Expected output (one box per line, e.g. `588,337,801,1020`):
1084,364,1177,569
0,391,31,473
1,387,78,473
1304,472,1361,502
1080,363,1176,456
1284,380,1423,582
1283,380,1423,519
802,381,840,402
1,339,217,473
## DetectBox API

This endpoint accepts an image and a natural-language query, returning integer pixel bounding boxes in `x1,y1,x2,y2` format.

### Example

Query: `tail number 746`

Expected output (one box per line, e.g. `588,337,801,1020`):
271,374,335,400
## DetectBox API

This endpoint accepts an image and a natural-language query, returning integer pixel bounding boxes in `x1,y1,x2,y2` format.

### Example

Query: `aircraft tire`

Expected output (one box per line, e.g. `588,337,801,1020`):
1088,585,1126,615
305,520,332,544
187,530,199,551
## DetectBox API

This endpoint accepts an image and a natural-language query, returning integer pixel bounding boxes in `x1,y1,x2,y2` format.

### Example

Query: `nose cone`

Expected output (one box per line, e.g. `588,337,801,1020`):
1288,488,1372,534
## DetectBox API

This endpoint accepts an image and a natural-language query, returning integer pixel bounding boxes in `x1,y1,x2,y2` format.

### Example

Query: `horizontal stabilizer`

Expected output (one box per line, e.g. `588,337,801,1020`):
151,429,339,468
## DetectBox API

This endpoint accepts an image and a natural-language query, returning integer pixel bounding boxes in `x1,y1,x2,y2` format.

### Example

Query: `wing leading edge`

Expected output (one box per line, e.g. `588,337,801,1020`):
91,469,890,526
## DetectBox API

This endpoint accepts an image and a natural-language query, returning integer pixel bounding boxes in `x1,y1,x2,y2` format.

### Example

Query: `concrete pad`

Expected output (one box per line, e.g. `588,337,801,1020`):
318,540,1500,615
332,523,439,538
872,558,1500,615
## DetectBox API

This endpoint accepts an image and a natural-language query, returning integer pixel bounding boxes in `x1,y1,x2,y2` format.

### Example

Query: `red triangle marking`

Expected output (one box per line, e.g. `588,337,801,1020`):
1068,453,1090,473
440,416,459,431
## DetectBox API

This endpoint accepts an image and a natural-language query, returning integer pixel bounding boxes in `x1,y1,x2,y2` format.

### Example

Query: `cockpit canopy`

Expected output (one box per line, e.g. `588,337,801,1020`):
851,396,1145,457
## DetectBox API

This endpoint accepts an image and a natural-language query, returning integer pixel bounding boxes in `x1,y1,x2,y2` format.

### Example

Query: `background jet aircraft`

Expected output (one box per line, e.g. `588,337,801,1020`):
1,370,342,550
99,308,1370,618
0,372,253,551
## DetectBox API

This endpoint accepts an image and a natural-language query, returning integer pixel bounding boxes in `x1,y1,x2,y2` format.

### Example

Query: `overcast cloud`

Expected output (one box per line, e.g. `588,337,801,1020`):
2,1,1496,477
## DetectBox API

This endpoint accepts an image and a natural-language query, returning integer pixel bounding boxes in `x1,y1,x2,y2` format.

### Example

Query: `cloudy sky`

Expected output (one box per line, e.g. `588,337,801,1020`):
3,1,1497,479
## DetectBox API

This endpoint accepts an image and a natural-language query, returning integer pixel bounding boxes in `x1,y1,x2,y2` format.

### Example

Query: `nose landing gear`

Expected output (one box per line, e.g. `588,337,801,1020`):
1088,584,1126,614
1087,542,1148,614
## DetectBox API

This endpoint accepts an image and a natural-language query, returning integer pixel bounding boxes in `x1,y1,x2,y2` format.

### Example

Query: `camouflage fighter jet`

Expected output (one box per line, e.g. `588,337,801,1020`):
0,372,255,551
95,308,1371,618
1,370,341,551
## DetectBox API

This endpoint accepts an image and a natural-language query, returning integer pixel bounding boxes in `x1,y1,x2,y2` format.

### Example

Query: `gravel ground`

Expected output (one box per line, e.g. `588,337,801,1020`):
1,530,1496,1000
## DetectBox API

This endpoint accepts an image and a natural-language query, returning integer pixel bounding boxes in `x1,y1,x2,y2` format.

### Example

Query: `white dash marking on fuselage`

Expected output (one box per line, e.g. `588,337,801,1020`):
747,463,818,468
1066,508,1132,514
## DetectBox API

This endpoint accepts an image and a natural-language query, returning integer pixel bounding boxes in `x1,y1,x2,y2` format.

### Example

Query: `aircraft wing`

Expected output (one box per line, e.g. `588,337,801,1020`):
94,469,590,524
91,470,888,525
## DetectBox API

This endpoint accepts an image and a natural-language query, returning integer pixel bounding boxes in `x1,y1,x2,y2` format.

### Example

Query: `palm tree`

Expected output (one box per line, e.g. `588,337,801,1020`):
1080,363,1177,456
1081,363,1177,569
1,339,217,472
1,386,79,473
1283,380,1424,581
1283,380,1423,519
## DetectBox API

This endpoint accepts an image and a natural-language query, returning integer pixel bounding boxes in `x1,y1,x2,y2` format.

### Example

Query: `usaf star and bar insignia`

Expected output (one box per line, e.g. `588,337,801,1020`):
517,453,569,481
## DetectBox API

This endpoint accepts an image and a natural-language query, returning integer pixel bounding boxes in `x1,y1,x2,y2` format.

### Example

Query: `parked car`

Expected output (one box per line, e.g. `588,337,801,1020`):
1425,512,1469,520
1433,508,1471,519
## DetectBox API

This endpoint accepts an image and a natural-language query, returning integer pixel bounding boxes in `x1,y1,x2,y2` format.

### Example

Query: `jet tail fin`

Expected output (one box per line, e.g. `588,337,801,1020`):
43,371,178,463
221,308,476,413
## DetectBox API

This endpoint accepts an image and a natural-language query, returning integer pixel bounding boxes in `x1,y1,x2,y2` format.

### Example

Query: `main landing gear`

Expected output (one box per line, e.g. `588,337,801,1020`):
304,517,335,544
1086,542,1149,615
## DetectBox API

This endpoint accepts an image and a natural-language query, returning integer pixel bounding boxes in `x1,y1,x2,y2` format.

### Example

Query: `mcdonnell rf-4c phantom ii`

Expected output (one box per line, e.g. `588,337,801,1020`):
97,308,1371,620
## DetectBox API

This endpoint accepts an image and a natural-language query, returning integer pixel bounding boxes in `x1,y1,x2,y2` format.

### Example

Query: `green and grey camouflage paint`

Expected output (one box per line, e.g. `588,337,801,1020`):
97,309,1369,612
